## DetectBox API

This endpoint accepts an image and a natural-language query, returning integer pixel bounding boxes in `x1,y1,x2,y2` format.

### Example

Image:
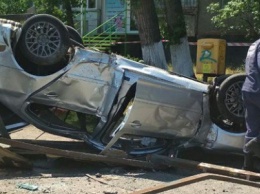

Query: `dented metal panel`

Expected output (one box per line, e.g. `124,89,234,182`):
30,50,123,118
122,79,204,138
116,56,209,93
0,34,65,115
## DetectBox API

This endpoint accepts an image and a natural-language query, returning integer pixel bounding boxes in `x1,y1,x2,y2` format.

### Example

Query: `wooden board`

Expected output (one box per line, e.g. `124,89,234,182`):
148,154,260,181
132,173,260,194
0,137,154,169
0,145,32,168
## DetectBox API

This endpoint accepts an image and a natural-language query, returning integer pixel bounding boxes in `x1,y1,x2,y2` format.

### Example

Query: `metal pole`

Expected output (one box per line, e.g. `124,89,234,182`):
80,0,84,36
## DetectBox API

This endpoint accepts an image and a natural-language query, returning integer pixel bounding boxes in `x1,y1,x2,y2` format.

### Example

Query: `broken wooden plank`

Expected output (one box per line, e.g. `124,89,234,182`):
10,139,97,154
147,154,260,181
0,145,32,168
131,173,260,194
0,137,155,169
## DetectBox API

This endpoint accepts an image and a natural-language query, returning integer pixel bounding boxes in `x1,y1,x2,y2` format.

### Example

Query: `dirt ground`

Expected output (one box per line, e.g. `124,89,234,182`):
1,165,259,194
0,126,260,194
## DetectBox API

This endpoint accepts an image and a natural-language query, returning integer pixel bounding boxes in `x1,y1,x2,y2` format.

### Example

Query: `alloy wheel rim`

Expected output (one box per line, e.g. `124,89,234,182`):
224,81,244,117
25,21,61,58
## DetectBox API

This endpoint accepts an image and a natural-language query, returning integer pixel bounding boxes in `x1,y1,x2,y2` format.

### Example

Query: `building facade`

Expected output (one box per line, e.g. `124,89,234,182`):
77,0,248,66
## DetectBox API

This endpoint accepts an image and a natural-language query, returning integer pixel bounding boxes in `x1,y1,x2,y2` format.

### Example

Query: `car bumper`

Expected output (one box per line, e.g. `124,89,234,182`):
205,124,245,152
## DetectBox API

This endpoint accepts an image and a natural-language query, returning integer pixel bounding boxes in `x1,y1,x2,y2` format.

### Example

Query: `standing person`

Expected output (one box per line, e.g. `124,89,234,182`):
242,39,260,171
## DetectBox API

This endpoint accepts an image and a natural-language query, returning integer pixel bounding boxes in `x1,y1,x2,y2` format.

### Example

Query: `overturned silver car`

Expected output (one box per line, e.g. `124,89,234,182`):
0,14,246,156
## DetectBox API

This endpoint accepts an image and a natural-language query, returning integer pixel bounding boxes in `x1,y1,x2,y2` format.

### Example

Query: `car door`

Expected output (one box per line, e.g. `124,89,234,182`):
121,78,204,138
29,51,124,119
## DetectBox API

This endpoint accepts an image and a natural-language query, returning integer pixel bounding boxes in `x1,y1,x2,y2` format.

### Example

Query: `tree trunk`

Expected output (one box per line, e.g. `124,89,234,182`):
63,0,74,28
132,0,167,70
163,0,195,77
170,37,194,77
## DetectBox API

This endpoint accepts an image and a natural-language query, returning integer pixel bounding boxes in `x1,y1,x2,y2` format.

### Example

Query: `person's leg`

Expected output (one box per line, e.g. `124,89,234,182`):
245,138,260,157
243,152,254,170
242,92,260,170
243,92,260,142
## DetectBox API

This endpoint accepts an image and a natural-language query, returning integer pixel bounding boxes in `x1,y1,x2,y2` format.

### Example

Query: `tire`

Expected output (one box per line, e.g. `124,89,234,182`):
66,25,84,45
212,74,230,86
210,75,232,128
217,73,246,123
19,14,70,66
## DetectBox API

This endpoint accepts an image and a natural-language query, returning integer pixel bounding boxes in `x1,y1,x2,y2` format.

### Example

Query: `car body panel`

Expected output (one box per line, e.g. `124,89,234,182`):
123,78,204,138
30,50,124,119
0,19,245,154
116,56,209,93
206,124,245,152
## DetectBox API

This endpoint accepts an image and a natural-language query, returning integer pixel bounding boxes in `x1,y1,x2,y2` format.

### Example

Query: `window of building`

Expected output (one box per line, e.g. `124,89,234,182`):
181,0,198,8
87,0,97,9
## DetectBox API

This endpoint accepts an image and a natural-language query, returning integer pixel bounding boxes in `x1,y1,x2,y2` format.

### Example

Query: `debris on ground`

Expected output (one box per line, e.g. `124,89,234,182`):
1,126,260,193
17,183,38,191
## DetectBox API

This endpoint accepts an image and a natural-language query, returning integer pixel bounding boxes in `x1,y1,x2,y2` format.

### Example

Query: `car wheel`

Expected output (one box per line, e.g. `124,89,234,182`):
217,73,246,123
210,75,231,127
66,25,84,45
19,14,70,66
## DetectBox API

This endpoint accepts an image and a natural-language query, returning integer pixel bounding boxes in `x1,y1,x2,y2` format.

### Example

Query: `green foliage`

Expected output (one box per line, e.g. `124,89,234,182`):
156,0,187,44
30,0,80,21
207,0,260,40
0,0,31,14
32,0,64,20
125,54,141,62
0,0,82,24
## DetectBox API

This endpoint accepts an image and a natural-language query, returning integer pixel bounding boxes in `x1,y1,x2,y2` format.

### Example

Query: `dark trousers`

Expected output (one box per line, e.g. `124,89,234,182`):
242,91,260,146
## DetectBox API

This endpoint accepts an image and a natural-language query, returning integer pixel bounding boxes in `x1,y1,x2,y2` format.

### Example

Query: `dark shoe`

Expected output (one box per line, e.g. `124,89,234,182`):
245,137,260,158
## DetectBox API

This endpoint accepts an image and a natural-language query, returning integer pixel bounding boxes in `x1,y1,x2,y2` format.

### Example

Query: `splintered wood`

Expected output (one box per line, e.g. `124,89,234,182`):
0,145,32,168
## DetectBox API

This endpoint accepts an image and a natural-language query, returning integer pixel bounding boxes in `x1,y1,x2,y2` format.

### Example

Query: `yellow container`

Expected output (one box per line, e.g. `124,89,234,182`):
196,38,226,74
